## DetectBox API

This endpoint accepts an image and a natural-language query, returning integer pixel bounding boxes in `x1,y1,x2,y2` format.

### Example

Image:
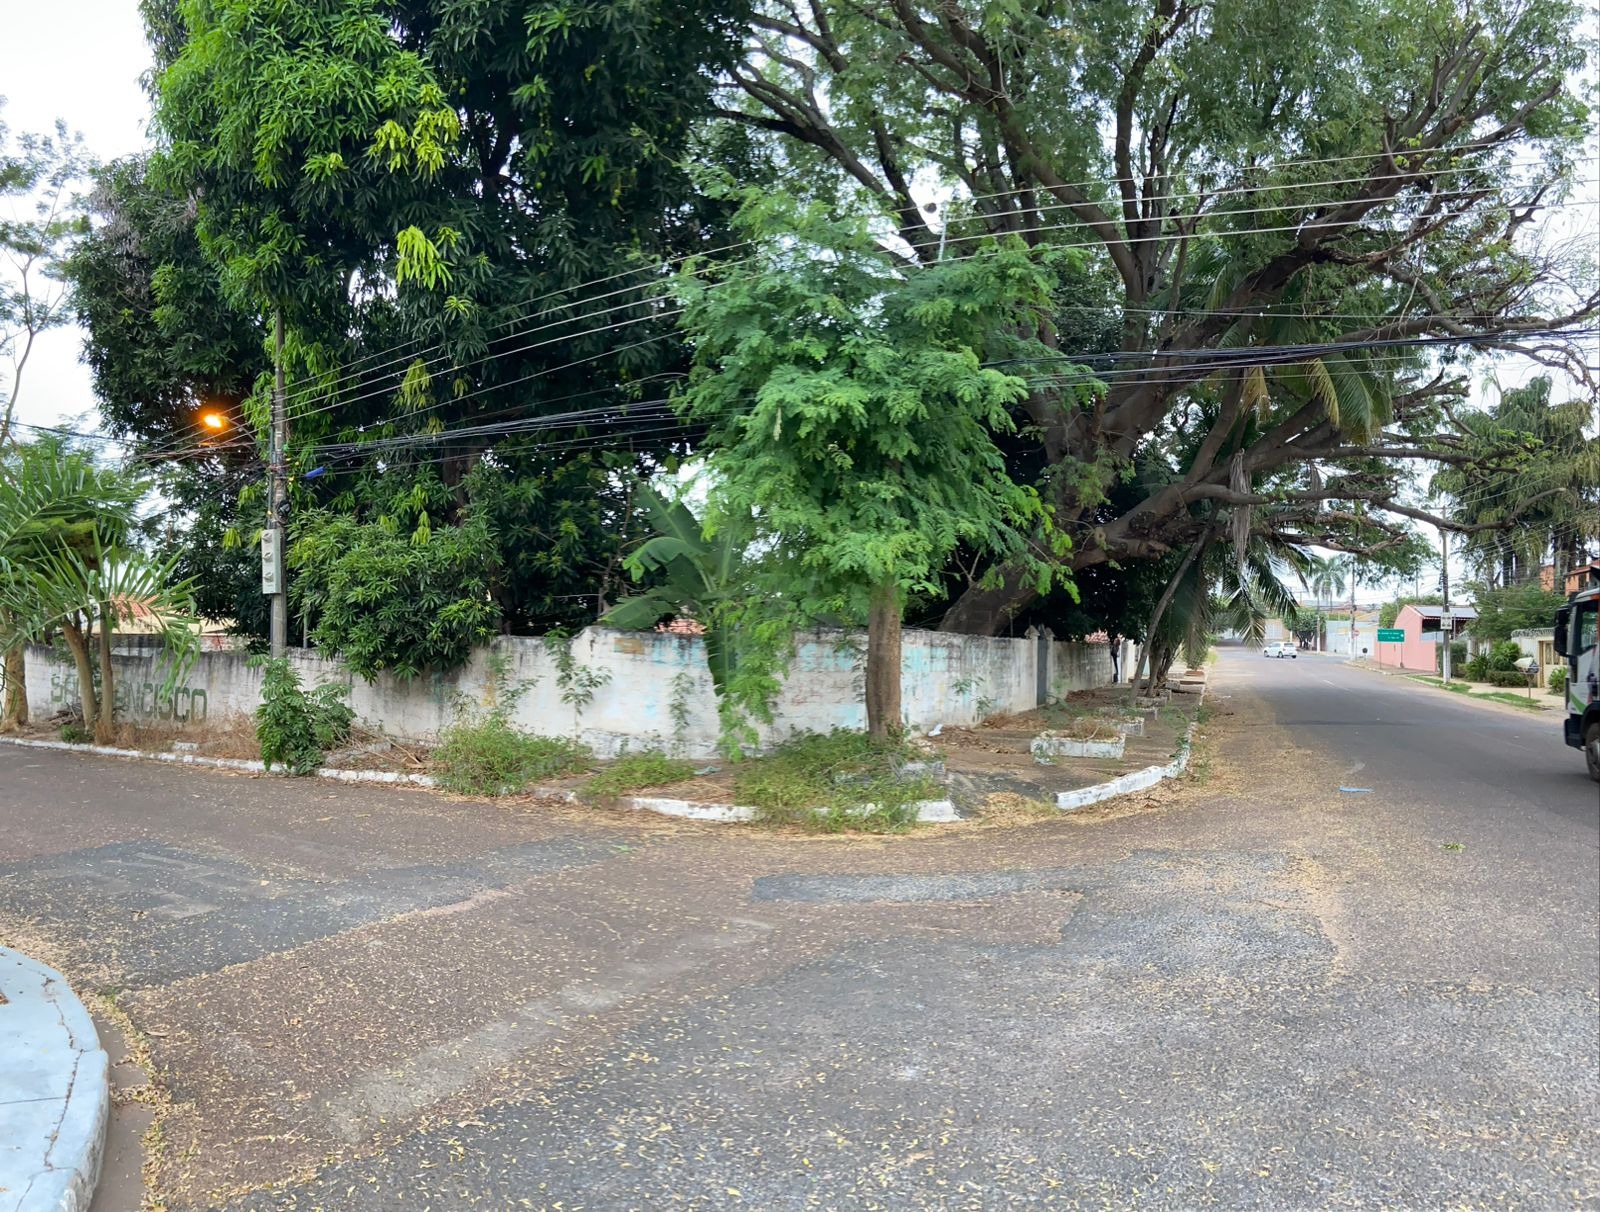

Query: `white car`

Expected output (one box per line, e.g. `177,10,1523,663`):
1262,641,1298,659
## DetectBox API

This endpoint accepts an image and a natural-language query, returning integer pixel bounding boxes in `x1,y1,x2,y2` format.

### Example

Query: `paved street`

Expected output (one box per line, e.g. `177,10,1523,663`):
1,648,1595,1210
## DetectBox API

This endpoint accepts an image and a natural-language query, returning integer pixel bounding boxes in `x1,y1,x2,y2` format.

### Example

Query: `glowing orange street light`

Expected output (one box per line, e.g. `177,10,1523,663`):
200,411,227,432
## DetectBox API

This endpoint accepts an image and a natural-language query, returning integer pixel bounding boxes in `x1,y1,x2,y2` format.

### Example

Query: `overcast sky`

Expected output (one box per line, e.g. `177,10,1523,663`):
3,0,151,434
2,2,1594,601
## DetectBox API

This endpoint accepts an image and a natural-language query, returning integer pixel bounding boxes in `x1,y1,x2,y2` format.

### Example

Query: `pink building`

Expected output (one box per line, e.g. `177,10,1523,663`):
1375,604,1479,672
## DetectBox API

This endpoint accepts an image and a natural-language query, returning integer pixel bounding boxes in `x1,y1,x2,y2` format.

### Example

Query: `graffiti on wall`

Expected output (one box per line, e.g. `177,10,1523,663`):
49,668,209,724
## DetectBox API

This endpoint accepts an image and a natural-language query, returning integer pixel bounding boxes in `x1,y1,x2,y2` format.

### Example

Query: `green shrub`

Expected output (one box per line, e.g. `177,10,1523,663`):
291,511,500,679
59,722,92,745
253,657,355,775
1549,666,1567,696
583,751,696,799
1485,669,1531,688
1489,640,1524,673
1437,640,1468,674
734,730,936,833
1464,652,1491,681
432,716,590,796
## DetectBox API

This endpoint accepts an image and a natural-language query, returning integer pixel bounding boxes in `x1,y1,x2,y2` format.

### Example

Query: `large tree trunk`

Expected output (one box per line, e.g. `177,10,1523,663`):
1,643,26,729
939,564,1040,636
865,581,903,741
59,620,99,737
95,611,116,745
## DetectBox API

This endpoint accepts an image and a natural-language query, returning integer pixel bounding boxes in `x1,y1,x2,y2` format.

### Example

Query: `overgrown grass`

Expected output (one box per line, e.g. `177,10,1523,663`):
1474,691,1543,710
582,751,697,799
431,717,591,796
735,730,937,833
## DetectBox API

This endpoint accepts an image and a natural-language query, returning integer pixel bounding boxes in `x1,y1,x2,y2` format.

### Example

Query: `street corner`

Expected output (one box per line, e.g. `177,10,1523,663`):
1,948,109,1212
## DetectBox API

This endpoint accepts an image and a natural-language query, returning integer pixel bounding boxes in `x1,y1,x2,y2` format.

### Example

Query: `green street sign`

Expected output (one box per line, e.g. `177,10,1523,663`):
1377,628,1405,643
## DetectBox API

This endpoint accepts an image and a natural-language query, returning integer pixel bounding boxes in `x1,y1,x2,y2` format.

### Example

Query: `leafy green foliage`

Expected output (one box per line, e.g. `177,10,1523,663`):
733,730,935,834
1549,666,1567,696
1469,583,1569,645
289,511,499,679
717,0,1593,633
120,0,752,651
252,657,354,775
1488,640,1525,673
431,719,589,797
676,198,1082,735
68,155,265,443
1485,669,1534,689
1437,640,1468,675
679,200,1070,619
543,631,612,719
582,751,696,800
602,486,783,750
1,440,200,740
1465,652,1491,682
430,647,590,795
1,103,94,445
59,722,92,745
1435,379,1600,587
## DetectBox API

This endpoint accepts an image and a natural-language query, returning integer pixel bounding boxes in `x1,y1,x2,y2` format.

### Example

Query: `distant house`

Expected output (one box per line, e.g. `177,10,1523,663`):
1510,628,1559,687
1374,604,1479,672
1564,560,1600,596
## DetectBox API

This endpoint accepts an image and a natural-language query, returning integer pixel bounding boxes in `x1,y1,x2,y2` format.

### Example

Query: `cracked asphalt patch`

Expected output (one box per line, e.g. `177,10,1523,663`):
0,836,612,987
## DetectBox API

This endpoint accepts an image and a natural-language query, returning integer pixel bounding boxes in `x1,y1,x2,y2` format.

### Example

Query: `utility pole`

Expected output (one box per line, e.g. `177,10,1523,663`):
265,309,289,657
1440,529,1452,683
1349,561,1358,656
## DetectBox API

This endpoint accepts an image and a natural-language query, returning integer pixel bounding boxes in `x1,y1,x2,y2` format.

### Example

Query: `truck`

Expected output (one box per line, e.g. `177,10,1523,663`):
1554,582,1600,783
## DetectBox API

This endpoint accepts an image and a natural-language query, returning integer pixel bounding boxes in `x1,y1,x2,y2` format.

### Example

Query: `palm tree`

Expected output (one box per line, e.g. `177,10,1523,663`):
1434,378,1600,585
1303,554,1348,608
1,440,197,740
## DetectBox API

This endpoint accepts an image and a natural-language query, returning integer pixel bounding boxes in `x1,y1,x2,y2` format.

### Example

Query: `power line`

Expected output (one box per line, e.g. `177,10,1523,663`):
282,191,1589,437
275,161,1591,408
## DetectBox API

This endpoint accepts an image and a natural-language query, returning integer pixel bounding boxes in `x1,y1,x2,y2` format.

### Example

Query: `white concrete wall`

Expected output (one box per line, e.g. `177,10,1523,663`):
23,627,1121,759
1325,619,1379,657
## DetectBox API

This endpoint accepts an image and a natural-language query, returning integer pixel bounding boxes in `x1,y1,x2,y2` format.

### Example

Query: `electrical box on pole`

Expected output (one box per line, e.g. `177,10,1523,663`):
261,527,284,594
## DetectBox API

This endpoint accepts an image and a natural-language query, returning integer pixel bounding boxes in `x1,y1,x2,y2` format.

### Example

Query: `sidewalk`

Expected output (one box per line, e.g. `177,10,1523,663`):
1,948,108,1212
1345,657,1558,713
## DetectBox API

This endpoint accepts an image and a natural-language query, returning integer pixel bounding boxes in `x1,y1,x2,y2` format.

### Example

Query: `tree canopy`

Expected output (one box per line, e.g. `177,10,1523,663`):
55,0,1599,714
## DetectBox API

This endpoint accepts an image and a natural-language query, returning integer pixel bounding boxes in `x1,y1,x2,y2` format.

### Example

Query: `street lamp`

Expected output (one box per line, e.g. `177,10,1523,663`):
199,410,228,432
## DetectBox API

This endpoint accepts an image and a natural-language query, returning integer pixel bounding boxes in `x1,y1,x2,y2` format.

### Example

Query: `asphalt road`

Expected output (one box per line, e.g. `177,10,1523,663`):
1,649,1595,1210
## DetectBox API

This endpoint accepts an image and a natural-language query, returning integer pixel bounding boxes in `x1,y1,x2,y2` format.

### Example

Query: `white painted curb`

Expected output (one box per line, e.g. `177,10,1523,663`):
2,724,1199,826
0,948,109,1212
0,735,436,786
532,786,958,825
1054,721,1200,812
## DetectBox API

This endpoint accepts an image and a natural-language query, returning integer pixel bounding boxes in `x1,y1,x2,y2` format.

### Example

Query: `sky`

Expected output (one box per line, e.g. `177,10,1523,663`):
2,0,152,433
2,2,1595,604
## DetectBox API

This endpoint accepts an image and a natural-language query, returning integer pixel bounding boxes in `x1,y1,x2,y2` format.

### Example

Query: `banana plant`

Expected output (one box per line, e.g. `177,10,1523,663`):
600,485,746,700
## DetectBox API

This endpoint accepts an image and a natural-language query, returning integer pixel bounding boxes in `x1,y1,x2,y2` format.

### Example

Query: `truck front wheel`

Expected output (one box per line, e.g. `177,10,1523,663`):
1587,721,1600,785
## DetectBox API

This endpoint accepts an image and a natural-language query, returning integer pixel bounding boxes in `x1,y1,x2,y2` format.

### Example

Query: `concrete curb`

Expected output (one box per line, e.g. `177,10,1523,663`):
0,721,1199,826
0,948,109,1212
0,735,436,787
1054,721,1201,813
528,786,959,824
